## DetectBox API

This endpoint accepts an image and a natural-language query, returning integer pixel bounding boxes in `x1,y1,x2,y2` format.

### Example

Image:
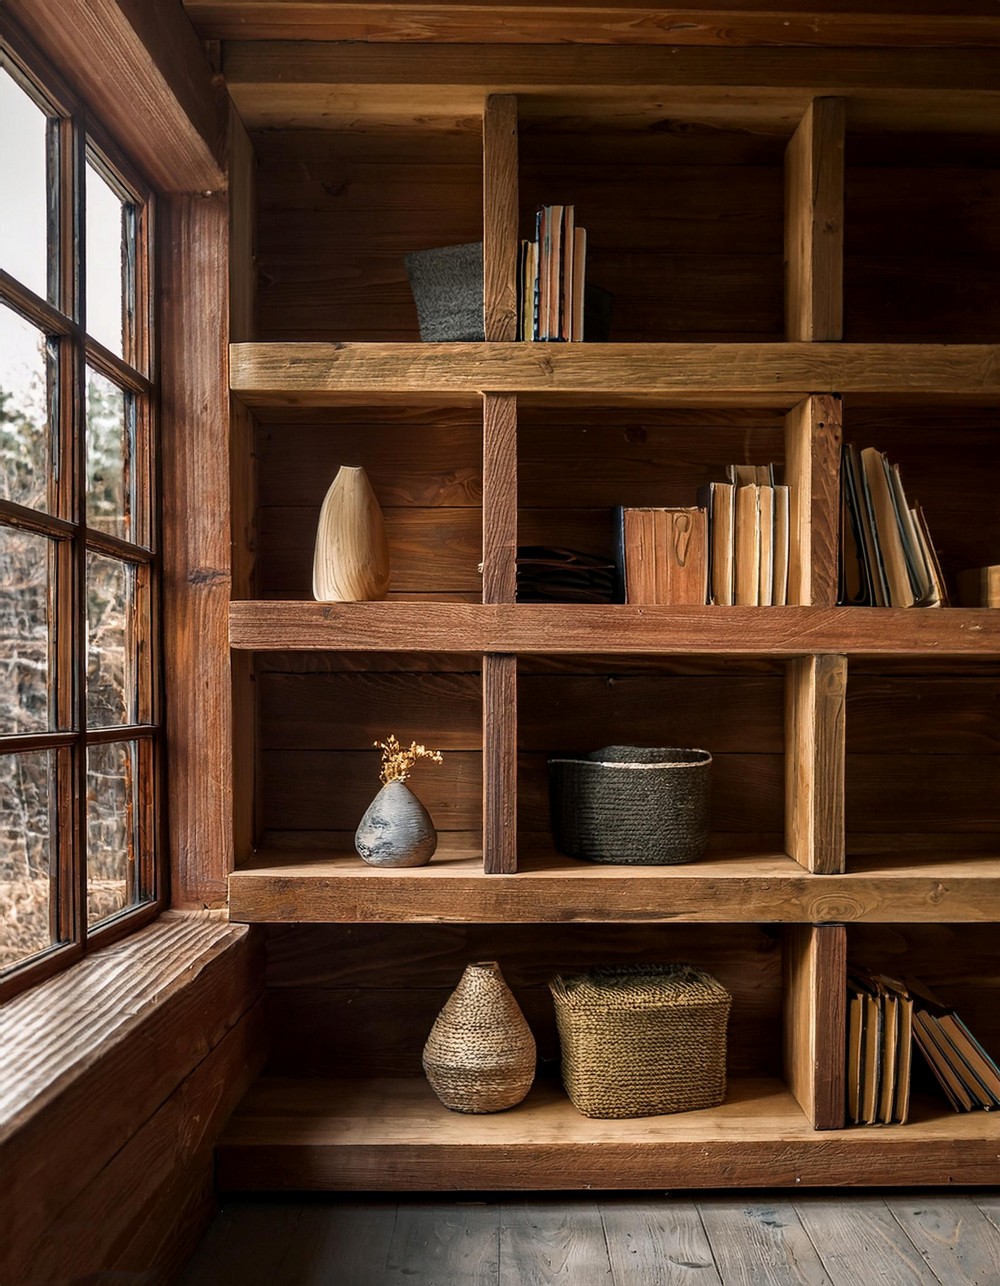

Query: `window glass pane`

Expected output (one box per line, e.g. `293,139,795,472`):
86,158,131,359
0,750,58,971
0,303,55,511
87,552,137,727
0,69,51,302
87,740,139,927
86,367,132,539
0,526,56,734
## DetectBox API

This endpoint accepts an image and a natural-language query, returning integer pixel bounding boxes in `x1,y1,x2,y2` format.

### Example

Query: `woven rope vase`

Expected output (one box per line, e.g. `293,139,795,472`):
550,964,731,1119
422,961,536,1114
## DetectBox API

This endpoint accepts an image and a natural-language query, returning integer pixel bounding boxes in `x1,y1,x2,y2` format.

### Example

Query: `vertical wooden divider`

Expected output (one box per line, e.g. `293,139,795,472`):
785,654,846,874
784,924,847,1130
229,105,259,867
784,393,842,607
481,94,520,874
784,97,845,342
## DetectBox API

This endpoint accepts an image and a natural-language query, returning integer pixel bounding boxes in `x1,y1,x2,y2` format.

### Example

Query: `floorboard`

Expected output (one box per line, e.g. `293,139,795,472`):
178,1191,1000,1286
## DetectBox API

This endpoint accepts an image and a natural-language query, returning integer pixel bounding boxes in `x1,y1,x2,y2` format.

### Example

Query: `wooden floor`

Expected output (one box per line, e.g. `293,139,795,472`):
178,1191,1000,1284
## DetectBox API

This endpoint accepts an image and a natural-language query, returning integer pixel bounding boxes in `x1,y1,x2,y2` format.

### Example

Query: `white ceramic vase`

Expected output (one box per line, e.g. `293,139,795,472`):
312,465,390,601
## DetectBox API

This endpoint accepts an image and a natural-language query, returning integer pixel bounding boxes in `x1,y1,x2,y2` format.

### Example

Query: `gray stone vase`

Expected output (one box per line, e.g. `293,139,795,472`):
354,779,438,867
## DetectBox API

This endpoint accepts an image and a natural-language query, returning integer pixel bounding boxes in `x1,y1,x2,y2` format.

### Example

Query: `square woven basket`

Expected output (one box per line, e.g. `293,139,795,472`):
549,964,732,1119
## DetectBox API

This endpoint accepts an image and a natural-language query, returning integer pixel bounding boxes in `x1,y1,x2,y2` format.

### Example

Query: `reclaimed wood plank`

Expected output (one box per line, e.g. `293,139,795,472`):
785,655,846,874
483,655,518,873
794,1195,937,1285
483,94,518,342
784,395,842,607
783,925,846,1131
385,1200,500,1284
886,1195,1000,1286
785,99,845,342
230,342,1000,406
229,602,1000,657
500,1199,612,1285
698,1198,833,1285
482,394,518,603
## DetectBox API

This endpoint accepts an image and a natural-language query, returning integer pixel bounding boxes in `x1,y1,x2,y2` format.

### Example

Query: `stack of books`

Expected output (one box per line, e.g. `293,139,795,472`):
840,444,947,607
848,971,1000,1125
517,204,587,342
613,461,790,607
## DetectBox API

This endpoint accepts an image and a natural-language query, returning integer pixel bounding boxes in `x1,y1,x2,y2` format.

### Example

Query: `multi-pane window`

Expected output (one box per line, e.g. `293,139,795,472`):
0,41,161,997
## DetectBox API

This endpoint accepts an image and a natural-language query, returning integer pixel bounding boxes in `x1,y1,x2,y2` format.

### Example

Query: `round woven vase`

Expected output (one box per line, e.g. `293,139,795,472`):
422,961,536,1113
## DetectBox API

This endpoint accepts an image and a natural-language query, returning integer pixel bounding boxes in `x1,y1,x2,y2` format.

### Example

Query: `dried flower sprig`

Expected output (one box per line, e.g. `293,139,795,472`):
375,734,443,785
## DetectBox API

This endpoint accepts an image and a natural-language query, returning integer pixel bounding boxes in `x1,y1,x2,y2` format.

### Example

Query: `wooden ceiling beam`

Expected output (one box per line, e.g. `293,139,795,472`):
3,0,225,192
185,3,1000,49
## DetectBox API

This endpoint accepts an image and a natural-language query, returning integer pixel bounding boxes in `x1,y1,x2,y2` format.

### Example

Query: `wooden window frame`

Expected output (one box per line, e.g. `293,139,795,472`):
0,29,164,1002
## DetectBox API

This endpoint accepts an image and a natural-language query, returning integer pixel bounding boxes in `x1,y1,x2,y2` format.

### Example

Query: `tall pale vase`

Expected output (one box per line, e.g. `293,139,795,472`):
312,465,390,601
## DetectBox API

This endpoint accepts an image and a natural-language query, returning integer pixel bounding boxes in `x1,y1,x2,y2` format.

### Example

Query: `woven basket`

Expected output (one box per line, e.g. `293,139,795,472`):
548,746,712,864
550,964,731,1119
404,242,485,342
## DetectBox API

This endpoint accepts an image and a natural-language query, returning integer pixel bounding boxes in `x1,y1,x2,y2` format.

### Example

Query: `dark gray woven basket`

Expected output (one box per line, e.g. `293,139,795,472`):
548,745,712,865
404,242,485,342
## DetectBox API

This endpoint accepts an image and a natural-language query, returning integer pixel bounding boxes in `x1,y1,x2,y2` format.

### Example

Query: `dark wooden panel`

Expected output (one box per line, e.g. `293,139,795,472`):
846,755,1000,831
261,749,483,832
518,673,784,753
519,751,784,833
845,258,1000,342
259,671,482,750
847,167,1000,257
848,677,1000,753
263,923,785,1079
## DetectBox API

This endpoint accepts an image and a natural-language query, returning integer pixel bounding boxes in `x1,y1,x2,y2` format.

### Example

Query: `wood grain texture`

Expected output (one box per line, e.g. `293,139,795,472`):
483,95,518,342
794,1194,937,1285
784,394,842,607
484,655,518,873
698,1198,835,1285
600,1198,722,1285
785,655,846,874
184,3,1000,48
0,917,262,1286
388,1201,501,1283
785,98,845,342
500,1199,612,1284
215,1076,1000,1191
5,0,224,191
230,601,1000,657
230,342,1000,406
783,924,846,1132
482,393,518,603
886,1195,1000,1286
162,195,234,907
229,848,1000,925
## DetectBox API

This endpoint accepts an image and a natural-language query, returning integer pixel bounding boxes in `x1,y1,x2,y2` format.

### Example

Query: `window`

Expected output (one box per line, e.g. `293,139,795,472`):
0,39,161,998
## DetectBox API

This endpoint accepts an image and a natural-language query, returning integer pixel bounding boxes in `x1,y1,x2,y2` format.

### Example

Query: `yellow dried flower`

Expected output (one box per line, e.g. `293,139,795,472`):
375,734,444,784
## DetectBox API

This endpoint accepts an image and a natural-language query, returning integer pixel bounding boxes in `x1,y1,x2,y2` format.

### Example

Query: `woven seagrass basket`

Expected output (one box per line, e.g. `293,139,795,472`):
548,746,712,865
550,964,731,1119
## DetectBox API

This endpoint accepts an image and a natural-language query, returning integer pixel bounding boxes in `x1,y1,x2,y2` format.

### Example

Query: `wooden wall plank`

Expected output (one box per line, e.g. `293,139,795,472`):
785,655,846,874
783,394,842,607
484,655,518,873
847,676,1000,753
162,194,234,906
483,394,518,603
847,754,1000,832
4,0,224,191
784,97,845,342
483,94,519,341
783,924,846,1131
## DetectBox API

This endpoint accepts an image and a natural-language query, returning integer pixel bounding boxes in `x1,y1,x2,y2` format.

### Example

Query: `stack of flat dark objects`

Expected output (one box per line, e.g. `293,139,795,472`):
516,546,616,603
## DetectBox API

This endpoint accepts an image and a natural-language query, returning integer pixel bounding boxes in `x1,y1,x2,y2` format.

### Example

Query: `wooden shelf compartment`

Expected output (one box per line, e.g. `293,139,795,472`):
229,342,1000,409
231,601,1000,656
229,842,1000,926
215,1074,1000,1191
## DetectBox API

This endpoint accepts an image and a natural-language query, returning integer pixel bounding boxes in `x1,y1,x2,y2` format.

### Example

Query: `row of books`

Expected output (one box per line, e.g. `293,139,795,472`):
840,445,947,607
848,970,1000,1125
517,204,587,342
614,462,792,606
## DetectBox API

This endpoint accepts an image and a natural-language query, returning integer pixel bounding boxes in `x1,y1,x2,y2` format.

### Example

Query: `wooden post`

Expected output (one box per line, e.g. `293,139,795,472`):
785,654,846,874
229,105,259,867
784,923,847,1130
784,393,842,607
483,653,517,874
483,93,518,342
785,97,845,342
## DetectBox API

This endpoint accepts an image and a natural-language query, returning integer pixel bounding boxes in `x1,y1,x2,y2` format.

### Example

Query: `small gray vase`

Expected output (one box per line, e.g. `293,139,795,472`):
355,779,438,867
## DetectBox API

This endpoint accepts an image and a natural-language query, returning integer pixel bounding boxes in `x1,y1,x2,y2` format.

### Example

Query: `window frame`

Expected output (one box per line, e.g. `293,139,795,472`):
0,30,164,1002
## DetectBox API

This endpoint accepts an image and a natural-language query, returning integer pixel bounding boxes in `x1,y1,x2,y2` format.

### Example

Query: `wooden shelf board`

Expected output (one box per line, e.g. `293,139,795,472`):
230,602,1000,657
228,840,1000,924
215,1075,1000,1190
229,342,1000,408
